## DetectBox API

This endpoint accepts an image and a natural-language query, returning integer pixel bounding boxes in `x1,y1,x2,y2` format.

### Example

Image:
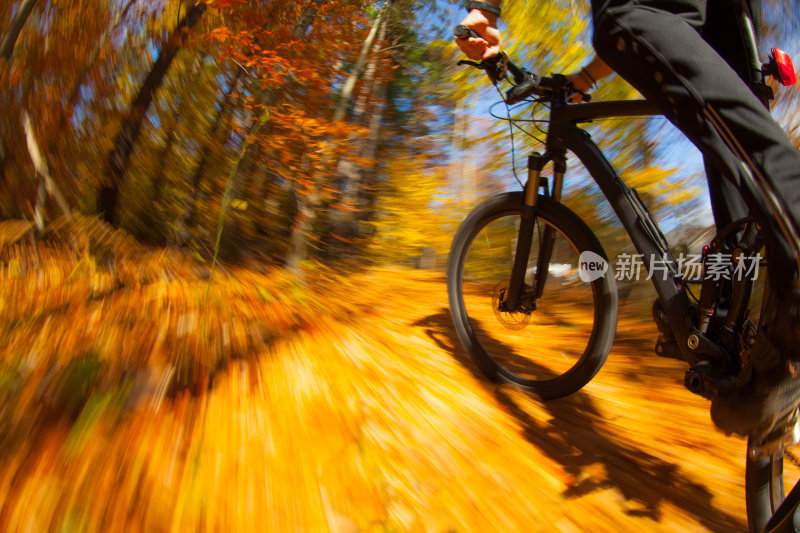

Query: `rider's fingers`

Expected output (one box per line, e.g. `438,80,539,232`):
567,90,584,104
456,11,501,60
456,37,490,61
482,44,501,60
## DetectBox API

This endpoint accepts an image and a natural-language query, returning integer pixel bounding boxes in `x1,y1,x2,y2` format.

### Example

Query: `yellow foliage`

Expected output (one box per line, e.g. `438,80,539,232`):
368,155,451,265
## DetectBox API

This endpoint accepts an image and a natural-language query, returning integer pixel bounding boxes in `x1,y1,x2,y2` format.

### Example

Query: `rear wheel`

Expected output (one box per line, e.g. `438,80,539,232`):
446,192,618,400
720,221,800,532
746,439,800,532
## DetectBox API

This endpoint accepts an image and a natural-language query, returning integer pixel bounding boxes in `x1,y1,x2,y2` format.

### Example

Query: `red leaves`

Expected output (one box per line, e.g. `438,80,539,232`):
207,26,233,42
203,0,247,8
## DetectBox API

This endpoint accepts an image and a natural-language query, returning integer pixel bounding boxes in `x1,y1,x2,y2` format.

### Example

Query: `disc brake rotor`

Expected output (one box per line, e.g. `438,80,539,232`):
492,281,532,330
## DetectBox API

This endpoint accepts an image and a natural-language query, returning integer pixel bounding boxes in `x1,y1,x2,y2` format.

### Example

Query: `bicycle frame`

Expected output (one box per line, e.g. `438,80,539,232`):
517,98,735,372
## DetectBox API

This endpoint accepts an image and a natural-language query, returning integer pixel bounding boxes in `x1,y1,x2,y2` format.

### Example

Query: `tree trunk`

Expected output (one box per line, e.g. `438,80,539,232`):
292,0,323,38
449,99,465,186
174,67,244,245
32,0,138,218
356,75,388,228
339,17,387,197
24,112,69,232
448,100,479,205
97,1,206,226
286,154,313,278
332,6,386,123
290,5,387,266
335,14,385,194
0,0,38,63
0,0,39,180
332,14,387,245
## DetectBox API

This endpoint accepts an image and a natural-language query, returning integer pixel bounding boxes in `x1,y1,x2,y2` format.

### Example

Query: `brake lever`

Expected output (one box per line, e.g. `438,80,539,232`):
454,25,508,83
457,59,483,69
484,52,509,83
456,56,508,84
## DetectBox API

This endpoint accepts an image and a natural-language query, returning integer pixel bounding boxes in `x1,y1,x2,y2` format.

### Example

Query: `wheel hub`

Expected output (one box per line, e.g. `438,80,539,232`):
492,281,534,330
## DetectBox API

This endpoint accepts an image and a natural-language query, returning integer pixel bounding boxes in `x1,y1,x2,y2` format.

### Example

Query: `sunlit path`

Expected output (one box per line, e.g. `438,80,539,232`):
2,262,789,532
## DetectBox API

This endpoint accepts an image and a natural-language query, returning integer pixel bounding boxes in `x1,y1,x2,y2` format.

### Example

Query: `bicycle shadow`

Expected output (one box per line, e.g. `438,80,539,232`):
413,309,744,531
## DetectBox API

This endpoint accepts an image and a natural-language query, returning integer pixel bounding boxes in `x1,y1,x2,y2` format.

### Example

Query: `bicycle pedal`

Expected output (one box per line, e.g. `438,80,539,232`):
654,335,682,360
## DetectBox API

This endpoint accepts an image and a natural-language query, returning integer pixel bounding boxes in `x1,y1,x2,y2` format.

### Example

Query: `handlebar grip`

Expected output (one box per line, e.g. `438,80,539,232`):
454,24,481,40
505,76,541,104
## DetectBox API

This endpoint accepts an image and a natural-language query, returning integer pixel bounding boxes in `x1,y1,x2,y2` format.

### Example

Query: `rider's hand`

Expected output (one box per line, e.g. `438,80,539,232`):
565,72,591,104
455,9,501,60
565,59,613,103
565,72,591,94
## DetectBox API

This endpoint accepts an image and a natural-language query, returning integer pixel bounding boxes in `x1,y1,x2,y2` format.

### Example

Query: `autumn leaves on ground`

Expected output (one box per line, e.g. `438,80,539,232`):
0,219,773,533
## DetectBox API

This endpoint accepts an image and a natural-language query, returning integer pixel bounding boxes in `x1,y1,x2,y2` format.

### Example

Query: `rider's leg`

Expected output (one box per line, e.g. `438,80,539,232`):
706,165,748,230
701,0,755,318
592,0,800,285
590,0,800,438
702,0,758,230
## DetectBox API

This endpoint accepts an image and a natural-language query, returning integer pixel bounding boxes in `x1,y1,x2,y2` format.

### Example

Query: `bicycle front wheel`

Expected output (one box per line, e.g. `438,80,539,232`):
447,192,618,400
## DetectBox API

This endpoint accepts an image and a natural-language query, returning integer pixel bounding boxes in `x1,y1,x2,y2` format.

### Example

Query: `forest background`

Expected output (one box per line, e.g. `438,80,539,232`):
0,0,798,271
1,1,800,530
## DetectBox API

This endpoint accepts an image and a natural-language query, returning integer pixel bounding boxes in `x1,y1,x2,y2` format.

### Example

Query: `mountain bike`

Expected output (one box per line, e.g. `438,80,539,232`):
446,26,798,532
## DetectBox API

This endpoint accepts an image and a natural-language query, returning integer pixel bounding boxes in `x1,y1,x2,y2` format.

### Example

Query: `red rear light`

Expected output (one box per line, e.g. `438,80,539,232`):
771,48,796,85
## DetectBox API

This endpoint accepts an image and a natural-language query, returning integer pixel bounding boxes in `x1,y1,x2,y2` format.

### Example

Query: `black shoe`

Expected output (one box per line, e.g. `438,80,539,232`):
709,287,800,439
711,334,800,439
755,295,800,370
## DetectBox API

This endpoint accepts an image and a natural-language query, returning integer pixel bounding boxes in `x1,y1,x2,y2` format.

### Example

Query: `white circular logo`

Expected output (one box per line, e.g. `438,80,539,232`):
578,251,608,282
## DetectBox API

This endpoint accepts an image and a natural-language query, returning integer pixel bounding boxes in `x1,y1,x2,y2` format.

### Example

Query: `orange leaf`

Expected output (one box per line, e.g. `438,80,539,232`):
204,0,246,7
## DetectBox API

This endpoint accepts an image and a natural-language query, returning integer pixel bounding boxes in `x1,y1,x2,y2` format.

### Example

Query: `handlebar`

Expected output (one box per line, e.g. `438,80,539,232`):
453,25,590,104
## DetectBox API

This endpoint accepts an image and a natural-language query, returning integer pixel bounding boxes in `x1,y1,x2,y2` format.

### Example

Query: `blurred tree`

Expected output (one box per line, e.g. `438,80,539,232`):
29,0,140,226
98,1,207,226
308,2,390,261
0,0,37,63
173,67,244,246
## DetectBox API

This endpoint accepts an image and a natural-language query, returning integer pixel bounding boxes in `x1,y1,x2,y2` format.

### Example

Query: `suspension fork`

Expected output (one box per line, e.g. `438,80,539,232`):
505,152,565,312
534,156,566,299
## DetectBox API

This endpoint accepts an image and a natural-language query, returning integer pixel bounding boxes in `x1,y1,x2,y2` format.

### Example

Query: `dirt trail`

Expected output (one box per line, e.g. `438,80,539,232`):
0,266,787,532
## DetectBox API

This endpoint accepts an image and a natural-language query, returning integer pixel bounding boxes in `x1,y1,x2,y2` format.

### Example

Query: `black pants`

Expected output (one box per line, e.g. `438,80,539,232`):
591,0,800,292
